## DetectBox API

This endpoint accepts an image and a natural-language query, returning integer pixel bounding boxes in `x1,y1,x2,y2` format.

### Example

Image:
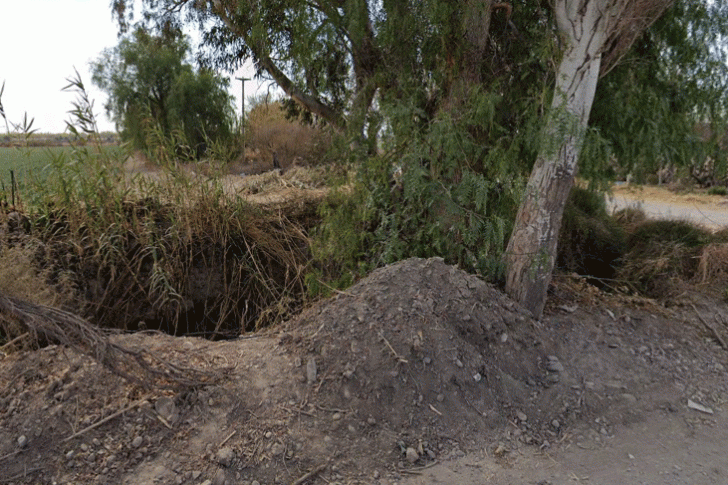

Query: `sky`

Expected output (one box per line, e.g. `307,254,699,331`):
0,0,260,134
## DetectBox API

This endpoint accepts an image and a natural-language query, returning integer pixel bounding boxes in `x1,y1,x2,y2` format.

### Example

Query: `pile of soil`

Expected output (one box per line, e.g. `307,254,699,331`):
1,257,727,484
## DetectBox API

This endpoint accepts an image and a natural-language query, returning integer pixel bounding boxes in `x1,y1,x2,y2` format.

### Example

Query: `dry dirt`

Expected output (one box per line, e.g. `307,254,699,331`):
2,257,728,485
609,184,728,230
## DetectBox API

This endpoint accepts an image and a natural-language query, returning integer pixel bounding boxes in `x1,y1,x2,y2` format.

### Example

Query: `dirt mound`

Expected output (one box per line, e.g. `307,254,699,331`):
1,258,727,484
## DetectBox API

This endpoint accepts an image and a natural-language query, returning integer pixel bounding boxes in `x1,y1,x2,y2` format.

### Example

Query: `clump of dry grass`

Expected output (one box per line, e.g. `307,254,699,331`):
615,220,713,297
246,100,332,167
697,243,728,284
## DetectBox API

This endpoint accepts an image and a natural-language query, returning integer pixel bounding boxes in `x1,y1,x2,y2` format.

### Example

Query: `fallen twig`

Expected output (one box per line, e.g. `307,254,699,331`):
0,450,20,464
378,331,408,363
0,332,29,352
0,467,43,483
219,429,237,447
63,395,151,442
399,460,439,475
0,293,216,390
290,463,327,485
691,303,728,350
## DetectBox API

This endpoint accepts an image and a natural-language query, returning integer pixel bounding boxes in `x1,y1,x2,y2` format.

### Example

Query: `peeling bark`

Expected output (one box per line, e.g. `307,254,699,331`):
504,0,608,317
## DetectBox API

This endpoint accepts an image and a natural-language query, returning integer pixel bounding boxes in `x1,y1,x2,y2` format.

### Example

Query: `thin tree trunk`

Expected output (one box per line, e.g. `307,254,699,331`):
504,0,607,318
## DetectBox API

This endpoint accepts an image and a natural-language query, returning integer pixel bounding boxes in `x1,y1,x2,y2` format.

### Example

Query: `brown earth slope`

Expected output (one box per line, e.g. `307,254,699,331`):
1,258,727,484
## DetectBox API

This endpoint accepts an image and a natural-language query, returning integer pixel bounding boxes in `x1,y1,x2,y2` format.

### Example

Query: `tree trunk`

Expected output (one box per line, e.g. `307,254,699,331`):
504,0,607,318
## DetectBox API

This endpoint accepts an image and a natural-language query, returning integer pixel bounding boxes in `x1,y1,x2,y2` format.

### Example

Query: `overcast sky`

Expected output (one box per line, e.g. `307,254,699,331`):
1,0,259,134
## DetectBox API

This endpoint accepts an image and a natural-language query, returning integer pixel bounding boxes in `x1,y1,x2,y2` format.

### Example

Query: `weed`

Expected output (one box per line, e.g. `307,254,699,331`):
1,72,315,339
707,185,728,196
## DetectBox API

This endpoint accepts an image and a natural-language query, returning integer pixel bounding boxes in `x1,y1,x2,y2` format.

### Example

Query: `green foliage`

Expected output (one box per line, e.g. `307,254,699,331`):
91,26,236,159
311,89,525,287
707,186,728,196
590,0,728,181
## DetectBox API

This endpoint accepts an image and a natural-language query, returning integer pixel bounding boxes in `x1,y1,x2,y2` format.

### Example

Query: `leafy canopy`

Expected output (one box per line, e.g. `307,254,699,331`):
91,26,236,157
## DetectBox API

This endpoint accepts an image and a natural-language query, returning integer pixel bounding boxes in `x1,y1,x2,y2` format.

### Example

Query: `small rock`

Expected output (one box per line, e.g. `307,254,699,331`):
332,412,342,420
212,468,226,485
191,471,202,480
80,443,89,452
473,373,482,382
423,357,432,365
66,450,75,460
454,359,464,368
546,373,560,384
201,480,212,485
500,333,509,343
155,397,179,424
621,393,637,403
552,419,560,429
131,436,143,448
367,417,377,425
405,447,419,463
252,481,260,485
216,446,235,467
516,411,527,422
373,470,380,479
436,394,445,402
265,431,273,439
271,443,285,456
546,356,564,372
306,358,317,384
17,435,27,448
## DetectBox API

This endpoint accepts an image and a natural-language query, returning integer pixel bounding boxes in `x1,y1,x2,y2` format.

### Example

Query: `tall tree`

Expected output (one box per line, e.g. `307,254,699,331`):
504,0,673,318
91,25,235,154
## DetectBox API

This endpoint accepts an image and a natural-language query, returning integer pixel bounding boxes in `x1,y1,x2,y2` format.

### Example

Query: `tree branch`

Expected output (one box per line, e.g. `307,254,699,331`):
213,4,345,131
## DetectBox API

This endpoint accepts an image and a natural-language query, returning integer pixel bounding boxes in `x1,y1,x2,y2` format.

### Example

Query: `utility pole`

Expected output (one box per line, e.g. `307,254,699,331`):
236,76,251,163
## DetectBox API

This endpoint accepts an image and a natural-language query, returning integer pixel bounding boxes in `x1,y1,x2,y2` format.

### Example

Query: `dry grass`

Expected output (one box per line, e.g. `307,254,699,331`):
246,101,332,167
697,243,728,284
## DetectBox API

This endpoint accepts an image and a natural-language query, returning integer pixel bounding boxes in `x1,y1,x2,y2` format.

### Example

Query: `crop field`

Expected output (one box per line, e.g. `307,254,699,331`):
0,146,123,203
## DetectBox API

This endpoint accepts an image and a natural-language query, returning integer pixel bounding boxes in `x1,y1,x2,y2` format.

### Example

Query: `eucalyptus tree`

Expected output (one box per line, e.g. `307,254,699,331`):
111,0,728,311
110,0,526,145
505,0,728,317
504,0,675,317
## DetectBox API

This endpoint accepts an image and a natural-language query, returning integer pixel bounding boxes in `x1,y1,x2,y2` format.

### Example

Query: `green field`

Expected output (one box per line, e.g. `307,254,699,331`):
0,146,124,204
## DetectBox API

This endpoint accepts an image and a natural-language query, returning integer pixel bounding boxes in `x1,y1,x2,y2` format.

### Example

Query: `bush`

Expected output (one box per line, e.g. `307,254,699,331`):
557,187,627,282
309,89,525,291
245,98,332,168
616,220,713,296
707,185,728,196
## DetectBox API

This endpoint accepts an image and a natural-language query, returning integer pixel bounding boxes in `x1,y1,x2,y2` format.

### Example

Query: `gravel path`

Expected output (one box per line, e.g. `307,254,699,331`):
607,190,728,230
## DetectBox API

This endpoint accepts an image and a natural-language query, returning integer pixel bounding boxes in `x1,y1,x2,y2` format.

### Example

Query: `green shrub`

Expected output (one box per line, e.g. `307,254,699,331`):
309,89,525,291
707,185,728,196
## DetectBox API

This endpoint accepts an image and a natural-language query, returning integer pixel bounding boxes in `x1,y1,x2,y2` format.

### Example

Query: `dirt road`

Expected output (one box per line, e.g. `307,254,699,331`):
403,408,728,485
607,184,728,230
